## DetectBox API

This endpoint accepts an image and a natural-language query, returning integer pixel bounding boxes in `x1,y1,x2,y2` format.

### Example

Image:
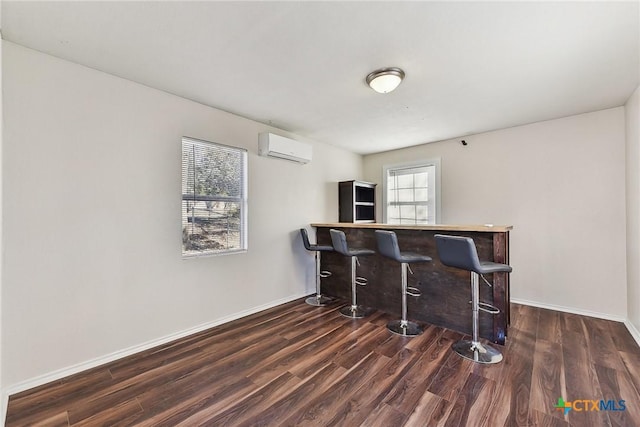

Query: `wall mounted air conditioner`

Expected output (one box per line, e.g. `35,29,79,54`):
258,133,312,164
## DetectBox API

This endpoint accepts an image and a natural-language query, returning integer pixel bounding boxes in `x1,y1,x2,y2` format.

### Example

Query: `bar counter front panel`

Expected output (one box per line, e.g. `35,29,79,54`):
312,223,512,345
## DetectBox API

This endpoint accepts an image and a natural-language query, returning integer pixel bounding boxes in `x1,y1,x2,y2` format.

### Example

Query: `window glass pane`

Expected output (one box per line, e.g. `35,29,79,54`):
414,188,428,202
396,174,413,188
182,137,247,257
400,205,416,220
416,205,428,221
398,189,414,202
387,205,400,223
414,172,428,188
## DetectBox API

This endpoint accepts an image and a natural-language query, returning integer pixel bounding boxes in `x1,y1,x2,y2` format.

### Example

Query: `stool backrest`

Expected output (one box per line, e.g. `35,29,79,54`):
434,234,483,273
299,228,313,251
375,230,402,262
329,229,350,256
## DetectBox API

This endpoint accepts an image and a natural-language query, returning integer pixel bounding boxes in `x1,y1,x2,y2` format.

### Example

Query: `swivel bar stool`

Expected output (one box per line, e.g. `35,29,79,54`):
434,234,512,364
300,228,334,306
375,230,432,337
329,229,375,318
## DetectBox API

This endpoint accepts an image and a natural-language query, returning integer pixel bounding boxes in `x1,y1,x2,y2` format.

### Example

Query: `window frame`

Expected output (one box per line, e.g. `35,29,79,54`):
382,158,441,225
181,136,248,258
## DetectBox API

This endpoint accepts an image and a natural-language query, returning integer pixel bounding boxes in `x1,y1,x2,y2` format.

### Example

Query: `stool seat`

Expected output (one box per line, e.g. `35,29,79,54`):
477,261,513,274
344,248,376,257
395,252,432,264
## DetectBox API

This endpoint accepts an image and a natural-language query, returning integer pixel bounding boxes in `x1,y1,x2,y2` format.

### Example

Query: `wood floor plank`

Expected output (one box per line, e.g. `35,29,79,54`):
360,403,407,427
562,329,611,427
482,321,534,426
595,364,640,427
279,351,389,426
234,362,348,427
402,390,453,427
529,339,566,422
559,311,585,334
6,300,640,427
286,322,379,379
71,398,143,427
583,317,627,372
382,336,452,413
442,372,495,427
619,350,640,397
243,320,351,385
5,369,113,426
322,348,420,426
175,372,301,426
69,333,290,424
427,359,473,403
528,409,570,426
537,308,562,344
608,320,640,354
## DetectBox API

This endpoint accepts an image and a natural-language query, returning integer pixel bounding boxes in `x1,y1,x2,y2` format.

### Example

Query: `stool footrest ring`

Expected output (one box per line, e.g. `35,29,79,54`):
319,270,332,278
355,277,368,286
478,302,500,314
406,287,421,297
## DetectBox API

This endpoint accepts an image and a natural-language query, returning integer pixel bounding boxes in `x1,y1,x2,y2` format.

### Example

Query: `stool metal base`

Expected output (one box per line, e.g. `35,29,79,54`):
340,305,373,319
452,340,503,364
387,320,423,337
305,295,333,306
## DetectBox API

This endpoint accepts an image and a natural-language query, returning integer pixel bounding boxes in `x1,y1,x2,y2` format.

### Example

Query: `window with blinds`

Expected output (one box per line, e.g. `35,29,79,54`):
384,161,439,225
181,137,248,257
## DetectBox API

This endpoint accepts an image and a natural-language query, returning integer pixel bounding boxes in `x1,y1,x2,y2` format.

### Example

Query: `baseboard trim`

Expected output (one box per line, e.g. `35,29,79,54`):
511,298,626,323
511,298,640,348
4,292,307,399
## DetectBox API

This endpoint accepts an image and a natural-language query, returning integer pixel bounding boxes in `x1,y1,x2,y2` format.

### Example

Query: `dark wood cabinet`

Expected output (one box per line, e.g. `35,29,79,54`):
338,180,377,223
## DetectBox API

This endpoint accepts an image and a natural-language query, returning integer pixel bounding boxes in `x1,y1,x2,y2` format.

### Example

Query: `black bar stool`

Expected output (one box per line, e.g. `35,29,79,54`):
375,230,431,337
300,228,334,306
434,234,512,364
329,229,375,318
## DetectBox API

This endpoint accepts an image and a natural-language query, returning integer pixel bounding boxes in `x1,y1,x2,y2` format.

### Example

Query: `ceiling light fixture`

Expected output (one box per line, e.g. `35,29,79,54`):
366,67,405,93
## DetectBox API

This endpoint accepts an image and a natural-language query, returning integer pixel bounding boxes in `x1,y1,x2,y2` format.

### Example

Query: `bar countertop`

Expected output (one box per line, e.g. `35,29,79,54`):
311,223,513,233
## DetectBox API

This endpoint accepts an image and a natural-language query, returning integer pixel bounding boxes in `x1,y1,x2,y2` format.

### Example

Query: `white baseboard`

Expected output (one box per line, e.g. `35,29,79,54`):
510,298,626,323
512,298,640,348
4,292,307,400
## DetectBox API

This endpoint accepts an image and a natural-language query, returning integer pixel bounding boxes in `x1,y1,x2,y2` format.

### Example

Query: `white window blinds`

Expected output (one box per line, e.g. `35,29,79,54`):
181,137,248,256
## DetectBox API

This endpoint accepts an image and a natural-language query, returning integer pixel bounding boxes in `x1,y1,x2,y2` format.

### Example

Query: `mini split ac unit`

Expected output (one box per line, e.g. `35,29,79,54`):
258,133,312,164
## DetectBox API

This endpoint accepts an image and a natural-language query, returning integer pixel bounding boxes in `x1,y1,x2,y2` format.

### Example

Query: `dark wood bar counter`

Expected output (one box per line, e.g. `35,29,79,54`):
311,223,512,344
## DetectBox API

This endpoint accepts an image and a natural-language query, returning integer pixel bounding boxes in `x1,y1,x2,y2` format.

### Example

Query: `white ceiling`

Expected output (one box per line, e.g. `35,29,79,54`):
2,1,639,154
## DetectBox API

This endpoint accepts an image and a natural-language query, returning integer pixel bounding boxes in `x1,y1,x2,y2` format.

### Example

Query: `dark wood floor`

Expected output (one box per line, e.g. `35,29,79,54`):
6,298,640,426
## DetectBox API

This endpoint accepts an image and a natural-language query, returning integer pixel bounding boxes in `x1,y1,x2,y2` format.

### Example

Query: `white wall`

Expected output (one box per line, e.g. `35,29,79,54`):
1,41,362,389
626,85,640,333
364,108,627,318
